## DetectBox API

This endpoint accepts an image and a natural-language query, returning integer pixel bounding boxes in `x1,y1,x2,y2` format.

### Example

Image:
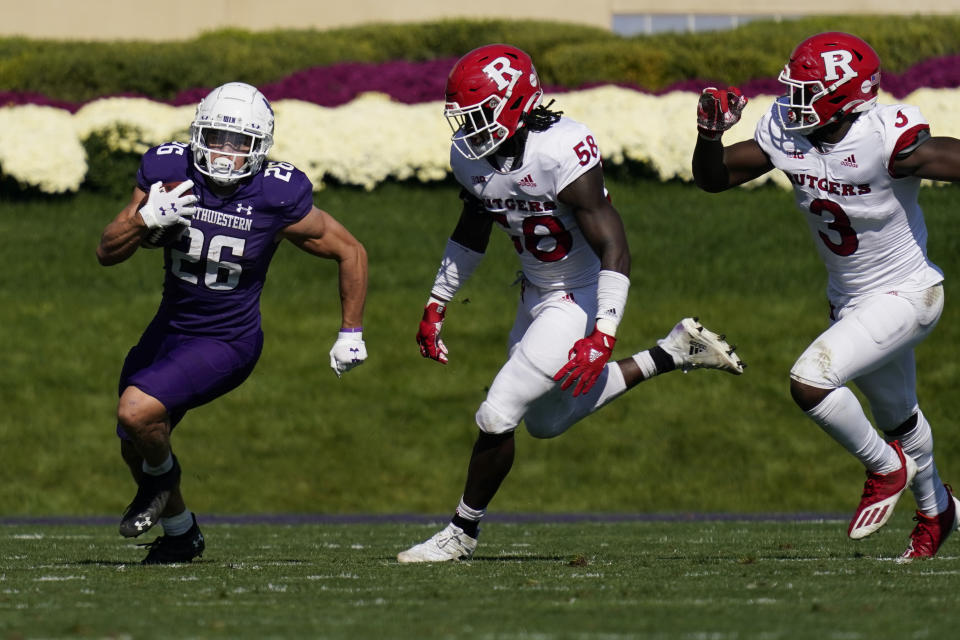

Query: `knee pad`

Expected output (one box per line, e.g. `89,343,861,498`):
475,401,517,435
790,342,840,389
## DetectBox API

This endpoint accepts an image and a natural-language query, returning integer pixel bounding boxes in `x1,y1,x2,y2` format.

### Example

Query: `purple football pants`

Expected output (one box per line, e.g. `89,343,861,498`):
116,322,263,440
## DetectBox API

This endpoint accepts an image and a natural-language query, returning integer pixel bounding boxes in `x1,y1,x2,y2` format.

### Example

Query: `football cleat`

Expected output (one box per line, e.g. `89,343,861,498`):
139,514,205,565
397,523,478,563
119,455,182,538
897,485,960,563
657,317,745,374
847,441,917,540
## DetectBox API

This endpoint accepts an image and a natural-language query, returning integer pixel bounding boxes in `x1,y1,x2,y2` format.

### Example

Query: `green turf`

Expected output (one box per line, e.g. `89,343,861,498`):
1,180,959,516
2,517,958,639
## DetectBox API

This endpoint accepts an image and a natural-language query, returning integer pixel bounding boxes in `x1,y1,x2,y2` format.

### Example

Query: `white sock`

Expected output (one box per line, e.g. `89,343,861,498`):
805,386,899,473
888,410,947,515
631,351,658,380
456,497,486,523
142,453,174,476
160,510,193,536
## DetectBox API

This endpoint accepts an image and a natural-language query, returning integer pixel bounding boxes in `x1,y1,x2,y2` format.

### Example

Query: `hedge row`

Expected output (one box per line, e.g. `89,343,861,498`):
3,16,960,102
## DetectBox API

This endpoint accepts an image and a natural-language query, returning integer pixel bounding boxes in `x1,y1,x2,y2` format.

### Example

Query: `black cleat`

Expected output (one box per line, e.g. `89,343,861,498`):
139,514,205,565
119,455,182,538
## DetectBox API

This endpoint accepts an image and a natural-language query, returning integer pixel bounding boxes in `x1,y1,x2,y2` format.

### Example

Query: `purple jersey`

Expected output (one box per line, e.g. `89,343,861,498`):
137,142,312,340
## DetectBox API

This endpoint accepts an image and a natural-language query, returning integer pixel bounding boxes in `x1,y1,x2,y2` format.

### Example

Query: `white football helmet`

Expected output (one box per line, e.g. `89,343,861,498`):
190,82,274,185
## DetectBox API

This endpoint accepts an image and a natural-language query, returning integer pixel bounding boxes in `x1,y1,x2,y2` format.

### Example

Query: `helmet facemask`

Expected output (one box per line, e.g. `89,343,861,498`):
777,70,832,133
445,96,510,160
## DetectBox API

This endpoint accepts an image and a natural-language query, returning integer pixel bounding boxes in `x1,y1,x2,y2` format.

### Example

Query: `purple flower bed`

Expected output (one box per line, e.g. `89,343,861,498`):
3,55,959,113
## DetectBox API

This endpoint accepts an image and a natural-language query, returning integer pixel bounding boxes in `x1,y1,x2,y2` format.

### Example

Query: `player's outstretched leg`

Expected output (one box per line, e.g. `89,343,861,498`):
657,317,745,374
847,440,918,540
119,454,182,538
397,523,478,563
898,484,960,562
139,513,205,565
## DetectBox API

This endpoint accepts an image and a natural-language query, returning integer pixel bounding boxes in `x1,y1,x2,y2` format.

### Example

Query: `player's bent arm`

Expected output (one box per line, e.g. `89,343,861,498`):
892,136,960,182
96,186,150,266
449,192,494,257
282,207,368,329
559,165,630,276
692,138,773,193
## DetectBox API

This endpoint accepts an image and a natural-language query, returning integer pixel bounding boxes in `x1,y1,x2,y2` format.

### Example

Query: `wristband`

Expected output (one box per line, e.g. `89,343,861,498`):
595,270,630,336
339,326,363,333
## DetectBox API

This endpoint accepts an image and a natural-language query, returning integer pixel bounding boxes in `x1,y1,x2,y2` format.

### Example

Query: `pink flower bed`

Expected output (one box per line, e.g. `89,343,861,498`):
3,55,959,113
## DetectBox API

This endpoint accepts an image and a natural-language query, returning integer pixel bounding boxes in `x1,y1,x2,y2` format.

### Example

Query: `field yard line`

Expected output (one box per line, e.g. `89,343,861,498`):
0,512,846,526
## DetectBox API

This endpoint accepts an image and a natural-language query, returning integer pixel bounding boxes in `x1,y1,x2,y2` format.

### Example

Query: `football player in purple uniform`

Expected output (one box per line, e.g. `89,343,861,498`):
693,32,960,560
97,82,368,564
397,44,745,563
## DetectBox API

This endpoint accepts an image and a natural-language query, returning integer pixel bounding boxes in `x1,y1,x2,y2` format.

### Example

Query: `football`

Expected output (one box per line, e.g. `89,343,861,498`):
140,181,192,249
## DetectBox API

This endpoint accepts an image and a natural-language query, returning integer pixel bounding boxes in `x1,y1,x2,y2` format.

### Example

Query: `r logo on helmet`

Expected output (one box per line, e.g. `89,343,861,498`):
483,57,521,92
820,50,856,82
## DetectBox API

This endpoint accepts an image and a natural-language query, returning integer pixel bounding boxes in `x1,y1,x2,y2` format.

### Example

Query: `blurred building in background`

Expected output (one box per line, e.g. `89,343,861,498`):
1,0,954,40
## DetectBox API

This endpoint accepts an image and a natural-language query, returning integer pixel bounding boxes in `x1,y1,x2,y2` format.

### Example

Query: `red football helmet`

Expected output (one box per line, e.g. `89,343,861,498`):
777,32,881,133
444,44,544,160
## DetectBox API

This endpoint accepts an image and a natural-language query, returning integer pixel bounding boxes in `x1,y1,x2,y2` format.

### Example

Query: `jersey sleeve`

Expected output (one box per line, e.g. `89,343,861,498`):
753,103,785,158
261,163,314,226
136,142,192,192
878,104,931,176
547,119,602,194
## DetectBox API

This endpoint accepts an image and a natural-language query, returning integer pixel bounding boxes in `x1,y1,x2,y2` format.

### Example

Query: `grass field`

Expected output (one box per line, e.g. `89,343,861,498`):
2,179,960,518
3,178,960,638
3,514,958,639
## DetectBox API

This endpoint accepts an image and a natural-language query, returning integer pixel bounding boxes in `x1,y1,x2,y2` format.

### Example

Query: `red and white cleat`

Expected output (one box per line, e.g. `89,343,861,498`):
847,440,917,540
898,485,960,563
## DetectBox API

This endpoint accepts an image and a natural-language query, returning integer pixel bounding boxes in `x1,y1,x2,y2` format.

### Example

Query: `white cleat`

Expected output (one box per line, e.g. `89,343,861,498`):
397,523,478,563
658,317,745,374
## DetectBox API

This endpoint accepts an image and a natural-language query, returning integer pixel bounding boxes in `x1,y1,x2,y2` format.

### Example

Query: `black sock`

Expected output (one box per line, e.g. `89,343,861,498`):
650,345,676,374
451,514,480,538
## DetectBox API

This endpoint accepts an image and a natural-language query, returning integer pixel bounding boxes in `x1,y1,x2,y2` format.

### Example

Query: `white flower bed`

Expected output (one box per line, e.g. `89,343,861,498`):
2,87,958,193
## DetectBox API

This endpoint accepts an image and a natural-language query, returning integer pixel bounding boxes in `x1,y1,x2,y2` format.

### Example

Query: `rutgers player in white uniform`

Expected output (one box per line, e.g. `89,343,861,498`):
398,44,744,563
692,32,960,561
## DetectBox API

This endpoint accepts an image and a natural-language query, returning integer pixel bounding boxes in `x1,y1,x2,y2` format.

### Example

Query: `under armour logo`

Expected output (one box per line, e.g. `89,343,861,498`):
158,204,178,215
236,203,253,215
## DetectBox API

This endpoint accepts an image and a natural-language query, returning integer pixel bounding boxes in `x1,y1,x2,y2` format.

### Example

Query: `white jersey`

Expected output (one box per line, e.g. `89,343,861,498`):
754,103,943,304
450,117,602,290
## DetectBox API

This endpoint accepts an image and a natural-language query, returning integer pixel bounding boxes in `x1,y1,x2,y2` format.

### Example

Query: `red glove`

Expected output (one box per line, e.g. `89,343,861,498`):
697,86,747,140
553,327,616,397
416,301,448,364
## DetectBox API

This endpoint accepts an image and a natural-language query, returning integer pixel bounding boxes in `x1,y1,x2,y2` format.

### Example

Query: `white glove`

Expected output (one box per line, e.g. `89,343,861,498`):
329,329,367,378
139,180,197,229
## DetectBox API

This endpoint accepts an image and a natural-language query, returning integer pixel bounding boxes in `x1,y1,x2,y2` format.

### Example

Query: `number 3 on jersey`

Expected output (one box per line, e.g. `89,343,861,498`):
810,198,859,256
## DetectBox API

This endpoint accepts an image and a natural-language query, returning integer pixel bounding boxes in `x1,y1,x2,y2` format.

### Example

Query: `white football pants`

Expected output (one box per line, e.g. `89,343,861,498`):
475,279,628,438
790,284,942,428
